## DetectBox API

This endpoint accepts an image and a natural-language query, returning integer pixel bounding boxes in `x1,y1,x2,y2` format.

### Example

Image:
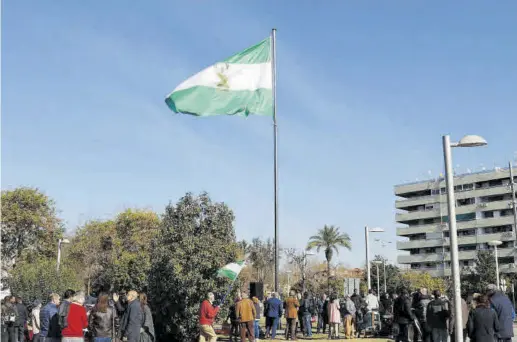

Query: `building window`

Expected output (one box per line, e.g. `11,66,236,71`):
483,211,495,219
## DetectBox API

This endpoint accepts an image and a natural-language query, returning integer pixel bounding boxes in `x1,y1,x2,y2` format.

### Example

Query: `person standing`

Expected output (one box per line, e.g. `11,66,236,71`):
227,296,241,342
2,296,19,342
449,296,468,342
487,284,514,342
426,290,450,342
299,292,314,338
31,300,42,342
283,290,299,341
61,291,88,342
365,290,379,312
198,292,220,342
236,292,256,342
251,297,261,341
138,294,155,342
88,293,117,342
15,297,28,342
40,293,61,342
328,294,341,339
393,289,415,342
264,292,282,339
343,295,356,339
296,293,303,334
414,288,432,342
120,291,142,342
467,294,499,342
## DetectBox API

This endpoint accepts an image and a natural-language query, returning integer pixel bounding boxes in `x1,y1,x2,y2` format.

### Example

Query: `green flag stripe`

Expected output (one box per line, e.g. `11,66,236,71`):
165,86,273,116
223,37,271,64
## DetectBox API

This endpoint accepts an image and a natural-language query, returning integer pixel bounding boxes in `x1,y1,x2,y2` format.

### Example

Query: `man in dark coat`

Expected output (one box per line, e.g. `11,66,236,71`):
265,292,283,339
487,284,514,342
414,289,432,342
15,297,28,342
393,289,415,342
426,290,450,342
120,290,142,342
317,294,328,334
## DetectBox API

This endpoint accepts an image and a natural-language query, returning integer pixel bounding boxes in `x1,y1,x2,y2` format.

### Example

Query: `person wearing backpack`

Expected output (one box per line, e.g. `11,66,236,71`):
58,289,76,332
426,290,451,342
299,292,314,338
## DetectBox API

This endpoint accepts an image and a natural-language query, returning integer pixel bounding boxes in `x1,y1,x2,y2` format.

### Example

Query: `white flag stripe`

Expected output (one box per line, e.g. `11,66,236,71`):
173,62,272,93
224,262,244,274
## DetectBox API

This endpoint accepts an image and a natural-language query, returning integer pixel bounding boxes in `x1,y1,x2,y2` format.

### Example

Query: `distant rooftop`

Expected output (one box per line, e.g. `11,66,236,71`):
395,165,515,187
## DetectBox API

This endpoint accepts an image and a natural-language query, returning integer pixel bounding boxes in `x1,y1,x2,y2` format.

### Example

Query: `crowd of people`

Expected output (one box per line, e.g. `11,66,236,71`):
198,284,515,342
1,289,155,342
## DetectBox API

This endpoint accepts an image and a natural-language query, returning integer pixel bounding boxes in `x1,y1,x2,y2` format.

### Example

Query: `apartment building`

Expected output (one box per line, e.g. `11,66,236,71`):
395,167,517,277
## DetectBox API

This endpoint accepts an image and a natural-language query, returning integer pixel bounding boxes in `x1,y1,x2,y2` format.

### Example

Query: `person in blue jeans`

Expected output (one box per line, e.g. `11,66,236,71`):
265,292,283,339
300,292,314,337
252,297,262,339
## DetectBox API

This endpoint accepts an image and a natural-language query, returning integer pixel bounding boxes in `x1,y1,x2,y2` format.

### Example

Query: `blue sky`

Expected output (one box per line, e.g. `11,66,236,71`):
3,1,517,267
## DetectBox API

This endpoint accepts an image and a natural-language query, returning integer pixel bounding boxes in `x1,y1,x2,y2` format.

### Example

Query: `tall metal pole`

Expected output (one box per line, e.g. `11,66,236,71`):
271,28,279,293
56,239,62,272
495,245,500,289
365,226,371,291
509,162,517,240
442,135,463,342
383,259,387,294
376,264,380,296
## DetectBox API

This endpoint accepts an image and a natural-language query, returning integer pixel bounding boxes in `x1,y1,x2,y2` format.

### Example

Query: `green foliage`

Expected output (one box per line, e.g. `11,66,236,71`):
148,192,238,342
367,255,406,295
401,271,446,293
248,237,275,285
8,258,82,304
68,209,160,293
461,250,496,296
1,188,64,269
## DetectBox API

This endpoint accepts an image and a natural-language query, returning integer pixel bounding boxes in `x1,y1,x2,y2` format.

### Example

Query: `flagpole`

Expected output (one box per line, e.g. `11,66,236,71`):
271,28,279,293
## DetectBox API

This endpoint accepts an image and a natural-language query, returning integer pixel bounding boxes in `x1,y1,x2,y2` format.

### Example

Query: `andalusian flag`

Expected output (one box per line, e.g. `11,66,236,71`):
165,37,273,117
217,261,246,281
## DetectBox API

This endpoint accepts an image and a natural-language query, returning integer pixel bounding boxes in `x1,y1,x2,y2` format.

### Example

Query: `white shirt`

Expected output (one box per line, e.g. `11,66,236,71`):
365,294,379,311
31,308,41,334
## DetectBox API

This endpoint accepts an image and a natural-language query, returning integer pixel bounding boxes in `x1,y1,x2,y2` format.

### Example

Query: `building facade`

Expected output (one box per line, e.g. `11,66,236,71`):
395,167,517,277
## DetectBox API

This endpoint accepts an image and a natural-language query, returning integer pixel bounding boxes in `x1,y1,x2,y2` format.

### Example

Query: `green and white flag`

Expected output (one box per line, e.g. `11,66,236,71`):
165,37,273,117
217,260,246,281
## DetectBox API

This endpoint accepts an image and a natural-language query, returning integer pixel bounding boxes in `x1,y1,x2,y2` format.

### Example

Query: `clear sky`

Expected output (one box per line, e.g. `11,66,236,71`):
2,1,517,267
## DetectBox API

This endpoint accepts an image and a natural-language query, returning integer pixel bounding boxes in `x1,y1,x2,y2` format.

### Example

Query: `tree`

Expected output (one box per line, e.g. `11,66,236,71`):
307,225,352,293
8,258,82,304
401,271,446,293
461,250,496,296
68,209,160,294
1,188,64,270
148,192,239,342
248,238,275,285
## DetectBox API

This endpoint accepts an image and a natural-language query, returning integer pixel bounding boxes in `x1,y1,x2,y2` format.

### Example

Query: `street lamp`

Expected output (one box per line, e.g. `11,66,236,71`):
372,260,383,296
57,238,70,272
443,134,487,342
488,240,503,288
365,226,384,291
374,239,392,294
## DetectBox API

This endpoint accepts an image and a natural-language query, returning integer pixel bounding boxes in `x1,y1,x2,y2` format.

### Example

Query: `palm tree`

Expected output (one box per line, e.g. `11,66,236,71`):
306,225,352,294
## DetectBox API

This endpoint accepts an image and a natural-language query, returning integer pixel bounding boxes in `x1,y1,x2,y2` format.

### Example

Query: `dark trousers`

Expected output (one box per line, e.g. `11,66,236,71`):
239,321,255,342
298,314,304,333
265,317,279,338
449,328,467,342
17,325,25,342
418,321,431,342
396,323,410,342
317,314,326,333
286,318,297,340
33,333,41,342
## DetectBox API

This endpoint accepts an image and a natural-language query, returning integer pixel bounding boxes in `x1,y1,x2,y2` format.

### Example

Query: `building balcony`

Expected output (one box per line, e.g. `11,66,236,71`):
396,231,516,251
423,263,517,277
395,200,512,223
397,247,515,264
397,216,516,236
395,184,513,210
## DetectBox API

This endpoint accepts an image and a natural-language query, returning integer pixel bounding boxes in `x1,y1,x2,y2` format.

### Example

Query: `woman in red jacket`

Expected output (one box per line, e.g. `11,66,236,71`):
61,291,88,342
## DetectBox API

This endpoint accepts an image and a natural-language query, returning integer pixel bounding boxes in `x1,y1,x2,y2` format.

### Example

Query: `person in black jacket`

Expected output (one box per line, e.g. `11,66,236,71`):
89,293,118,341
119,290,142,342
15,297,28,342
426,290,451,342
468,294,499,342
414,289,432,342
393,289,415,342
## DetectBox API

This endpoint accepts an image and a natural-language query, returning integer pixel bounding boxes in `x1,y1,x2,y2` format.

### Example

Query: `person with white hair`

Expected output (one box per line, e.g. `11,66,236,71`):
61,291,88,342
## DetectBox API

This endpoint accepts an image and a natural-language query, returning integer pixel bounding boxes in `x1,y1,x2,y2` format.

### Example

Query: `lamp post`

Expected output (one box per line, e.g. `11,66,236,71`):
443,134,487,342
374,239,392,294
365,226,384,291
488,240,503,288
372,260,383,296
56,238,70,272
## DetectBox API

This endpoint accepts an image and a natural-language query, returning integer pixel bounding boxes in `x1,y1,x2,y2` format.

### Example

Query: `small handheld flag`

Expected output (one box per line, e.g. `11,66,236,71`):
217,261,246,281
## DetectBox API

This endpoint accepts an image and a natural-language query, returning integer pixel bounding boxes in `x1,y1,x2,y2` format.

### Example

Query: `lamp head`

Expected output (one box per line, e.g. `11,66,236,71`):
368,227,384,233
457,135,487,148
488,240,503,247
